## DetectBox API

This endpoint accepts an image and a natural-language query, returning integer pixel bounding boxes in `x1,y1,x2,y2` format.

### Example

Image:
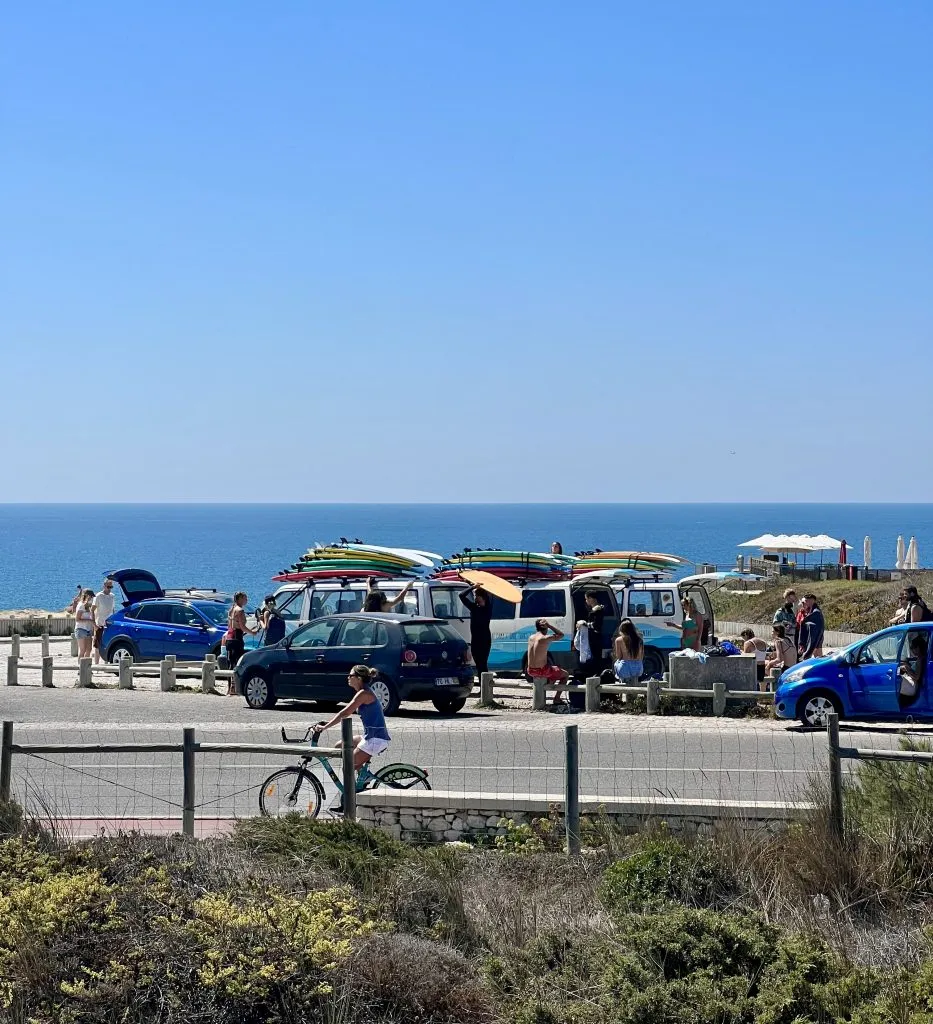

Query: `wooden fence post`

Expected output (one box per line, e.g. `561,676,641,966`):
564,723,580,856
646,677,660,714
40,634,50,659
119,656,134,690
41,656,54,688
585,675,600,712
182,727,196,837
0,722,12,803
77,658,93,688
826,712,844,839
46,615,53,639
201,655,216,693
531,677,546,711
479,672,495,705
70,634,78,657
10,635,20,660
6,656,17,687
341,718,357,821
160,656,176,692
712,681,727,716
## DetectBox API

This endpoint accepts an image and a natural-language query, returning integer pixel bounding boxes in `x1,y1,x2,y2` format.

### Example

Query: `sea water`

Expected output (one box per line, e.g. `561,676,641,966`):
0,503,930,610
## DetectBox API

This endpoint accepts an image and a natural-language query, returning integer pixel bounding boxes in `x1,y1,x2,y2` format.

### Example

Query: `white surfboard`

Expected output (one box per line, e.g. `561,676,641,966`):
349,543,442,567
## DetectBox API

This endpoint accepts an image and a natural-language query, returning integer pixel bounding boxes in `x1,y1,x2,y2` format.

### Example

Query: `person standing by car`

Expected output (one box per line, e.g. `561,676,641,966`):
903,586,933,623
363,578,414,613
91,578,116,665
575,590,606,682
799,594,825,661
312,664,391,783
666,596,701,652
613,618,644,681
772,589,797,647
260,594,287,646
74,589,95,661
225,592,257,693
458,581,492,678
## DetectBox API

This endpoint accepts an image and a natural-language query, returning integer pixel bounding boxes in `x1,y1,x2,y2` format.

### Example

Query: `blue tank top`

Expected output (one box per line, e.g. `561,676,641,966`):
358,688,391,741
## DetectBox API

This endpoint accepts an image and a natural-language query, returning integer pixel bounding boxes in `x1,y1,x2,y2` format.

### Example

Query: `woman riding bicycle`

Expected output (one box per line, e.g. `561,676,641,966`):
312,664,391,778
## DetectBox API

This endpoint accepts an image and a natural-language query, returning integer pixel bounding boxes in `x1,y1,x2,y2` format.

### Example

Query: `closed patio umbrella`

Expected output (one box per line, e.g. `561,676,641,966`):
907,536,919,570
838,539,847,565
896,535,906,570
863,536,871,569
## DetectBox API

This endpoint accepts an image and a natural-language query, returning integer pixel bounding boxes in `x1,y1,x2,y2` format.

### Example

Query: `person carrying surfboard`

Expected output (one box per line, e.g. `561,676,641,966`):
458,579,492,678
527,619,570,706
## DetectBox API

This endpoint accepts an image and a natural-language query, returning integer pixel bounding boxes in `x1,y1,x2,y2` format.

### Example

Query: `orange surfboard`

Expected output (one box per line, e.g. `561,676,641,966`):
460,569,522,604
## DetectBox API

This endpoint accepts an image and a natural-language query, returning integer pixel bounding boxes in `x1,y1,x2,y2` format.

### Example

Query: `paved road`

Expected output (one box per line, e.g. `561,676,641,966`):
5,669,926,834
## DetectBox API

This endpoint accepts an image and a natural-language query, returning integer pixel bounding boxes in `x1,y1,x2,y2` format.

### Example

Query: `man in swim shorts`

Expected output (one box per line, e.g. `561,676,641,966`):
527,618,570,705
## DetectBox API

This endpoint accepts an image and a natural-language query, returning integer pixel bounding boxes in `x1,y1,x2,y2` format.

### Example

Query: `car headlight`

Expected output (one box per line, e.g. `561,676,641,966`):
781,668,807,685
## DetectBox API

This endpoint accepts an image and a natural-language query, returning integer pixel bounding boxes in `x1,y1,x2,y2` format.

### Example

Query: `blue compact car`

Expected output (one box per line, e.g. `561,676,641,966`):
774,622,933,727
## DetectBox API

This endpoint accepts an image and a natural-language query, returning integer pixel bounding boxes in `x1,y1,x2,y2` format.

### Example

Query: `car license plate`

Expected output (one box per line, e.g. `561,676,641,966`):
436,676,459,687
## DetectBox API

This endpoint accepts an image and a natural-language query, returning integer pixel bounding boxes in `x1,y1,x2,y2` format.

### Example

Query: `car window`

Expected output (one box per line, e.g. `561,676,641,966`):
627,590,676,617
310,591,341,618
290,619,338,648
172,604,203,627
384,588,419,615
337,589,365,613
489,596,516,621
123,605,140,619
196,602,229,627
431,587,467,619
334,620,388,647
274,590,305,622
122,578,160,598
857,633,901,665
403,622,456,645
520,590,566,619
134,603,173,624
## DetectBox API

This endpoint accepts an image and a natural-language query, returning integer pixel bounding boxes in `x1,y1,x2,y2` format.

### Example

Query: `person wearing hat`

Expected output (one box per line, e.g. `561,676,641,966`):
260,594,287,646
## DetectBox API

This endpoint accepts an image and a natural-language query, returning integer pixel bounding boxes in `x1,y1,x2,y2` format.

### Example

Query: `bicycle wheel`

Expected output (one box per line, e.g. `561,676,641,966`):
372,763,431,791
259,766,325,818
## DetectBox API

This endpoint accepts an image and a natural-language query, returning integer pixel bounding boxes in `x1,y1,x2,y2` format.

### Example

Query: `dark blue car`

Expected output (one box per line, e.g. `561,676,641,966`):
774,622,933,726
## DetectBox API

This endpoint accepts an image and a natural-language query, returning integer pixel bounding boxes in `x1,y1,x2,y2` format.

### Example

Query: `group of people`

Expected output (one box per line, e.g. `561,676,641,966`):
69,579,116,664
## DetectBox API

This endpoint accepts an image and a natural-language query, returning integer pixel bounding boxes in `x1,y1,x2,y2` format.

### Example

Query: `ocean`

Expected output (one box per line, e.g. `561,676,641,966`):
1,504,930,611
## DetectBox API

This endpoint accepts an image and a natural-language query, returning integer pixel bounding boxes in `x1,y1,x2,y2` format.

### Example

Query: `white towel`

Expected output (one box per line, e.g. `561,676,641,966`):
574,625,591,662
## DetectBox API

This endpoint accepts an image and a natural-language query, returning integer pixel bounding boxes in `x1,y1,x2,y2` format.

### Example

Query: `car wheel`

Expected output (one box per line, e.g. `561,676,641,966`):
642,648,665,679
107,642,136,664
797,691,842,728
432,696,467,715
370,676,401,716
243,672,276,710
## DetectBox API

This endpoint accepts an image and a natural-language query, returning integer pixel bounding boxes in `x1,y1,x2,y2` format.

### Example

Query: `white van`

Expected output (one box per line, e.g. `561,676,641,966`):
270,579,473,641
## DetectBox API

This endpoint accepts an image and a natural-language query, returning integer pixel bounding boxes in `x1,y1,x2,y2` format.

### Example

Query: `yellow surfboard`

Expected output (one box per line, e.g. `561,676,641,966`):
460,569,522,604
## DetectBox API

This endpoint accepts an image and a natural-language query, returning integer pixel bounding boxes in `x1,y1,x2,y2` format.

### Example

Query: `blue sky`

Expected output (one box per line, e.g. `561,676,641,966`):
3,2,931,502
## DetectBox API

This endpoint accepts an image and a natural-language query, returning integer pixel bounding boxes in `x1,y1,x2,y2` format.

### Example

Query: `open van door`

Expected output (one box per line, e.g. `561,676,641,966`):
680,583,714,644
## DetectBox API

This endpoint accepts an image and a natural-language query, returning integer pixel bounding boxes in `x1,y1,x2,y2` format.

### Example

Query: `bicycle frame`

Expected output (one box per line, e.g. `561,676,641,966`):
281,726,374,794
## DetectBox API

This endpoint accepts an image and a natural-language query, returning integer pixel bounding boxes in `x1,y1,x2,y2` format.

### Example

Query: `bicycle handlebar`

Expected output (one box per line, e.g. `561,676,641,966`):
280,725,326,746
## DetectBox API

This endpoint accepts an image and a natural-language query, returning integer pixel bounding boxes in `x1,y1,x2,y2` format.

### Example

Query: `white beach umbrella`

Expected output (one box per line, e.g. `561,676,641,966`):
863,536,871,569
907,536,919,570
738,534,815,553
896,535,905,570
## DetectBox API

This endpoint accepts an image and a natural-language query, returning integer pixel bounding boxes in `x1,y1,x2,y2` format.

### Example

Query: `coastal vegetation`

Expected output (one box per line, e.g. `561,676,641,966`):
2,750,933,1023
710,576,933,635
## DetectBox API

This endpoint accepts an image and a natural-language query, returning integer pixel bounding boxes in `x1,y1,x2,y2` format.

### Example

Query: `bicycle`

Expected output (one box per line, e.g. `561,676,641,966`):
259,725,431,818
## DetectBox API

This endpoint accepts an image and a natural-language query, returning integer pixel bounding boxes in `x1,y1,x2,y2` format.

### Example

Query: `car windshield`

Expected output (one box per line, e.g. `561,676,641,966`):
402,622,461,645
195,602,229,627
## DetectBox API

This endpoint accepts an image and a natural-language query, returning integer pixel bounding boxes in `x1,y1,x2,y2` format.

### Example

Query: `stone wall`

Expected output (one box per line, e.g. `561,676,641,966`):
356,790,813,844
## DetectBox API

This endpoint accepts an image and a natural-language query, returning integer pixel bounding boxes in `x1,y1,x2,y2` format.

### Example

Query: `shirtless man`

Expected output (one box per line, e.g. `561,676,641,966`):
527,619,570,706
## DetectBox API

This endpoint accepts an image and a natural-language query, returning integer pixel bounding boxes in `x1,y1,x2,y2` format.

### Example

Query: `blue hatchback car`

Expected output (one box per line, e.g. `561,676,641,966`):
774,622,933,727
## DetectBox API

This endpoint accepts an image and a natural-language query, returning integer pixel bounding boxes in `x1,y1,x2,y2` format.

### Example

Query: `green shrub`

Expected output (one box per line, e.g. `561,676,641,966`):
599,836,729,912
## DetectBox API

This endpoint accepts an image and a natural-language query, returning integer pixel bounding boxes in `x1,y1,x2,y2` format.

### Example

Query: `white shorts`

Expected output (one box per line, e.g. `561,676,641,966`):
359,736,390,757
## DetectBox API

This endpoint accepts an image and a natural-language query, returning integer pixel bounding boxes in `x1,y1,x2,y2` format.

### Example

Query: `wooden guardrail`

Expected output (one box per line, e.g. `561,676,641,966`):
5,648,233,693
475,672,773,716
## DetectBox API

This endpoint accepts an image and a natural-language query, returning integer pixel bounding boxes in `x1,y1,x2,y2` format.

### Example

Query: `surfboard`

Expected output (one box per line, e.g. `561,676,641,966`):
272,569,396,583
349,544,441,567
460,569,522,604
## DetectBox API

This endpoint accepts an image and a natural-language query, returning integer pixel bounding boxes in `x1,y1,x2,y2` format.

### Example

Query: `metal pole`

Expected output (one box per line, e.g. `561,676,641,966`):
341,718,357,821
182,727,196,837
564,723,580,856
826,712,844,838
0,721,13,803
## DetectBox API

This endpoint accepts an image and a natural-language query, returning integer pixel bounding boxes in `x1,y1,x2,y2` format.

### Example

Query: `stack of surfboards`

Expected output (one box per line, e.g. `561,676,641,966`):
272,542,442,583
432,549,575,582
570,551,689,578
